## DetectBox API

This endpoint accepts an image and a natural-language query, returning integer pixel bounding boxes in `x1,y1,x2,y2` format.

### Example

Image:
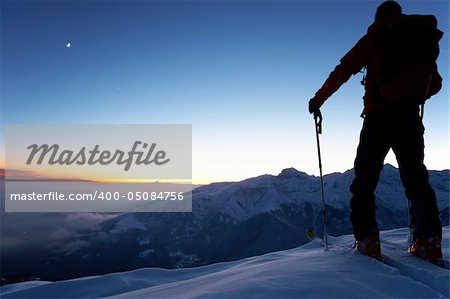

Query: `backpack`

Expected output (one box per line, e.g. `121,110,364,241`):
366,14,443,103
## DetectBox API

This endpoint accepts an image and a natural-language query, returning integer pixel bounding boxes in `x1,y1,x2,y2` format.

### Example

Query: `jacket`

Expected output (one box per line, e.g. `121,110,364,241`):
311,14,443,116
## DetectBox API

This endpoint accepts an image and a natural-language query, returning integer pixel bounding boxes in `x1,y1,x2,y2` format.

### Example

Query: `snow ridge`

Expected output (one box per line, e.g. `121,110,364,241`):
1,227,448,299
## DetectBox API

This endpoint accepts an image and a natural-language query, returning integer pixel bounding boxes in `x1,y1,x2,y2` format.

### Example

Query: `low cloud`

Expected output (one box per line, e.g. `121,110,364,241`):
66,213,119,231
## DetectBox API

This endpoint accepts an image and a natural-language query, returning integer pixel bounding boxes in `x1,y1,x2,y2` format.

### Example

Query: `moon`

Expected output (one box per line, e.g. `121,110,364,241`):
66,42,71,48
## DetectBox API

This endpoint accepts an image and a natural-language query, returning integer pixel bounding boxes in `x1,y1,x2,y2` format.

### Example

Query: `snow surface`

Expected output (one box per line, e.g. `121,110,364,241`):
1,227,449,298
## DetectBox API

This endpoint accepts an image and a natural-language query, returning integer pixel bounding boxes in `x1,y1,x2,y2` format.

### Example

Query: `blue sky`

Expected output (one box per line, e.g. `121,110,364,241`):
1,0,448,183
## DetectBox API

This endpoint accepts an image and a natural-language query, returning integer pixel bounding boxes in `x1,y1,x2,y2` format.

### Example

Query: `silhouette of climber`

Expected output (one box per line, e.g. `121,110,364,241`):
308,1,443,263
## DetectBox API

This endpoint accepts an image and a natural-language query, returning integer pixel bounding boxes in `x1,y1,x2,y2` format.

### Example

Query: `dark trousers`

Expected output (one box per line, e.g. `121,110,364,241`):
349,104,442,241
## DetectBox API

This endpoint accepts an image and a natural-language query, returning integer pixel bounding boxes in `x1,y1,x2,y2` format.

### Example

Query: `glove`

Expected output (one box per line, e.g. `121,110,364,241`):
308,98,321,115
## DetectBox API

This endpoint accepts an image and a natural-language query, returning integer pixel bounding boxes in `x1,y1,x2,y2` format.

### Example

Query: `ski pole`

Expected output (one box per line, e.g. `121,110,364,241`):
313,110,329,251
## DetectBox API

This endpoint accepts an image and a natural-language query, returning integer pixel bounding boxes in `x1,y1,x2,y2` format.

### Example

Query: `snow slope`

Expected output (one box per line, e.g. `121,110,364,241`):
1,227,448,299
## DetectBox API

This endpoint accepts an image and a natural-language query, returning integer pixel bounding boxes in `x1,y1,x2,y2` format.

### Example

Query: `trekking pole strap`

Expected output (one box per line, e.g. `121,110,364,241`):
314,110,323,134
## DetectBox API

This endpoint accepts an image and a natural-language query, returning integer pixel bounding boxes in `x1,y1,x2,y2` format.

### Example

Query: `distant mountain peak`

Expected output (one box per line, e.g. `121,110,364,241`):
278,167,308,179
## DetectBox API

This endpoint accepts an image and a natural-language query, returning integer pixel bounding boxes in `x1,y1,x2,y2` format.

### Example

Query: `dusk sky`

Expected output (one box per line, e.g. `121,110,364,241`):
1,0,448,184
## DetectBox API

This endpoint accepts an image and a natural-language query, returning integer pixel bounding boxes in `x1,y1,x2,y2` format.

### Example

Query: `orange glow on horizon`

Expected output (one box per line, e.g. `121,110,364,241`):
2,167,197,184
93,178,193,184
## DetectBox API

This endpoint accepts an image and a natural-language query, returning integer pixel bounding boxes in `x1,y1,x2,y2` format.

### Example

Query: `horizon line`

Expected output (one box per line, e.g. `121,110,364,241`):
1,164,449,186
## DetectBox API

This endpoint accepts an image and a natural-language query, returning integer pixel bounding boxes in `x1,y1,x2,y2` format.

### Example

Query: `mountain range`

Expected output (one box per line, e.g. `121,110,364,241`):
1,164,448,284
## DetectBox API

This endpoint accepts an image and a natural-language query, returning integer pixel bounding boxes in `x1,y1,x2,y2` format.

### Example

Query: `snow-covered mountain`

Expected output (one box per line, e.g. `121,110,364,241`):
1,164,448,284
1,226,449,298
